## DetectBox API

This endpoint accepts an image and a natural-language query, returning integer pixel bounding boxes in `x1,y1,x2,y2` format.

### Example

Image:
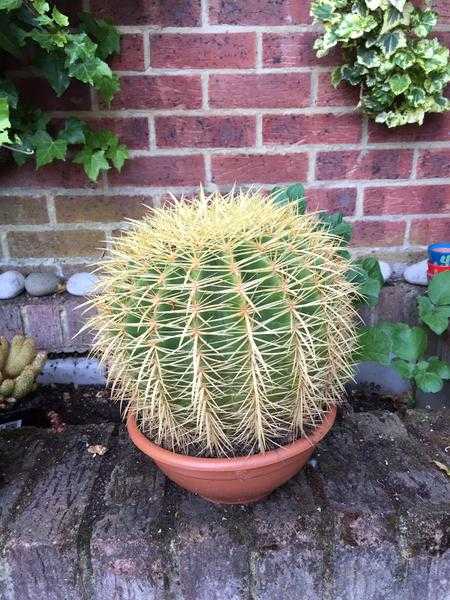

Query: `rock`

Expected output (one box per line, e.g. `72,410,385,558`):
379,260,392,282
66,272,98,296
0,271,25,300
25,272,60,297
403,259,428,286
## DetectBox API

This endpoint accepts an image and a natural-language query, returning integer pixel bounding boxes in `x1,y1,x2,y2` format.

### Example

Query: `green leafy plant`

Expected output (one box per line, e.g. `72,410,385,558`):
88,189,359,457
311,0,450,127
418,270,450,334
358,321,450,393
0,0,128,180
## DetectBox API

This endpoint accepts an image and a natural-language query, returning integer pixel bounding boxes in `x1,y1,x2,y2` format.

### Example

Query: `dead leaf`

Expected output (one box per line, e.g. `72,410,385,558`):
433,460,450,477
87,444,108,457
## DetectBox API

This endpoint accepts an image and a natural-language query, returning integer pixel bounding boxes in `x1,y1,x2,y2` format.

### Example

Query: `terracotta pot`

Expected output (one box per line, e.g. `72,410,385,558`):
126,406,336,505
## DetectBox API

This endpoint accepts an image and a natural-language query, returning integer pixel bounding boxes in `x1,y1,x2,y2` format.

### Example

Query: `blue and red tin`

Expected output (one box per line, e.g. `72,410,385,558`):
427,242,450,280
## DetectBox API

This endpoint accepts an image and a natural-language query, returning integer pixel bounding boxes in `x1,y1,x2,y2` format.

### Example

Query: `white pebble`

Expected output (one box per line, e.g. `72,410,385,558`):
0,270,25,299
403,259,428,286
378,260,392,282
66,272,99,296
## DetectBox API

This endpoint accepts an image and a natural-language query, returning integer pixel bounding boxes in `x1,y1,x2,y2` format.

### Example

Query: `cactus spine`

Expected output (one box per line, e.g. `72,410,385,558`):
89,189,359,456
0,336,47,405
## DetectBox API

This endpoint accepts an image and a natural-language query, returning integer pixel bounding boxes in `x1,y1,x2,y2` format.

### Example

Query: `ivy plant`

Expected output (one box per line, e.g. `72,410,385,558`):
0,0,129,180
311,0,450,127
418,271,450,335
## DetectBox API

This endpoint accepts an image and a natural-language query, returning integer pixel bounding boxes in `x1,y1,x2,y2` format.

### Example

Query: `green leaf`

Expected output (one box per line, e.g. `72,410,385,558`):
415,371,443,393
106,143,128,171
418,296,450,335
32,131,67,168
391,324,427,362
388,0,406,11
94,72,120,104
65,33,97,65
74,148,110,181
392,358,415,380
59,117,87,145
311,1,335,21
36,53,70,96
80,12,120,59
0,96,11,139
51,7,69,27
428,271,450,306
32,0,49,14
381,6,405,34
427,357,450,380
378,31,407,58
357,323,394,365
357,48,381,68
389,73,411,95
0,0,22,10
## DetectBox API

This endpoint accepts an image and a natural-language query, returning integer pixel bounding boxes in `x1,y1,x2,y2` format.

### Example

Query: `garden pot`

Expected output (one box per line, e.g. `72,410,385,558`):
126,406,336,505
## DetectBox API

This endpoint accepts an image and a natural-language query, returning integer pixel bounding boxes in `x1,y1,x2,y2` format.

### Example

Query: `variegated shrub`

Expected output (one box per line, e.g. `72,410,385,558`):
311,0,450,127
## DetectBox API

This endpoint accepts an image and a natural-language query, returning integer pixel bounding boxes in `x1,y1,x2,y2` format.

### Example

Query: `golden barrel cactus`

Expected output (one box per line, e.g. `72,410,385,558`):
89,190,359,456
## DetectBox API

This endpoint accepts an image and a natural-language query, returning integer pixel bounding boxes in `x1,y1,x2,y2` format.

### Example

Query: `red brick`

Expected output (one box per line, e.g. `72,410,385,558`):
211,153,308,185
263,33,341,68
108,156,205,187
209,0,310,25
15,78,90,111
263,114,362,145
410,218,450,245
110,34,145,71
351,221,406,247
8,230,105,258
307,188,357,216
156,116,256,149
209,74,311,109
431,0,450,23
84,117,149,150
368,112,450,143
110,76,202,110
316,150,413,181
90,0,201,26
23,304,64,351
316,74,360,107
0,162,99,190
63,296,96,349
151,33,256,69
0,197,48,224
417,150,450,179
54,195,151,222
364,185,450,215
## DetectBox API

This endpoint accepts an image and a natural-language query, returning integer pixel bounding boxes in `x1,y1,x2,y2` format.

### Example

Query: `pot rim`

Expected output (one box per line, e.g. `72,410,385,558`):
126,405,337,471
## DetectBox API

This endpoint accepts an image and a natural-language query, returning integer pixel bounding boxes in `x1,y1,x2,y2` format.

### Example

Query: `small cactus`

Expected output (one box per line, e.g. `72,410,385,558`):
88,189,359,456
0,336,46,406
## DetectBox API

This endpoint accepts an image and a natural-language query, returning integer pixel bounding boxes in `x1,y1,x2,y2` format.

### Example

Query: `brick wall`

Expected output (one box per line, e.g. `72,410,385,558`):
0,0,449,272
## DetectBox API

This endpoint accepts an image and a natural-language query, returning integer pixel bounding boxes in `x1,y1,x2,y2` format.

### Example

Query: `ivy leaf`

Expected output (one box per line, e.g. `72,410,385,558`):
32,131,67,167
415,371,443,393
428,271,450,306
388,0,406,11
0,96,11,142
381,6,405,34
51,7,69,27
74,147,110,181
36,53,70,96
65,33,97,65
59,117,87,145
32,0,49,14
0,0,22,10
389,73,411,95
94,72,120,104
79,12,120,59
357,48,381,68
378,31,407,57
107,143,128,171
